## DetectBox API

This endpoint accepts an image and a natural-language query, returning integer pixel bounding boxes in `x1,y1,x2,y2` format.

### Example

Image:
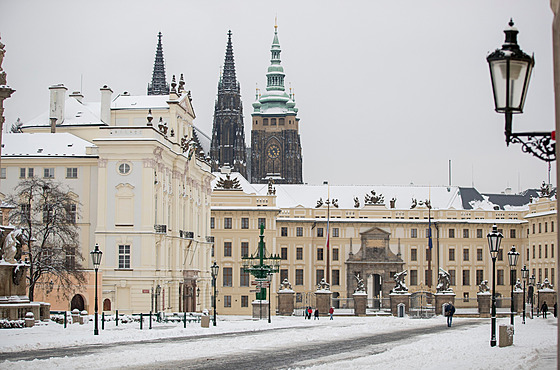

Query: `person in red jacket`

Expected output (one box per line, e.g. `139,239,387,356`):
329,307,334,320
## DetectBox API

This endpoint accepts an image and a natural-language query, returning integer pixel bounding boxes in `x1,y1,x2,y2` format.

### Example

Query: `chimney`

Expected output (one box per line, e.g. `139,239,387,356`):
50,117,57,133
69,91,84,103
100,85,113,124
49,84,67,125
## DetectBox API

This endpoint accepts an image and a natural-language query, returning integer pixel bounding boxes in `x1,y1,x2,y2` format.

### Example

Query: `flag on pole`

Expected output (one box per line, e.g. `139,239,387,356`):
428,215,433,249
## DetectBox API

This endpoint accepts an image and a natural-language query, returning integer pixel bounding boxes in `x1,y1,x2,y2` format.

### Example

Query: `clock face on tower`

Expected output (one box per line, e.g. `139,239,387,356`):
267,145,280,159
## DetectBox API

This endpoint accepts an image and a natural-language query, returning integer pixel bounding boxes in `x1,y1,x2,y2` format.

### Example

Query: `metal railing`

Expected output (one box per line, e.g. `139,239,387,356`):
154,224,167,234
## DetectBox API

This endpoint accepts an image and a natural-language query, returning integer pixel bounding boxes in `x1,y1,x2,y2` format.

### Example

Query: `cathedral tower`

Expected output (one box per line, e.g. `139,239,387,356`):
250,24,302,184
147,32,170,95
210,31,248,178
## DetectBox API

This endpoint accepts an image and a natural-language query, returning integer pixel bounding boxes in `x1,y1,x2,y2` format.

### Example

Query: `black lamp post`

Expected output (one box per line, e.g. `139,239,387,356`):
521,265,529,324
529,274,536,318
487,20,555,162
487,224,503,347
90,243,103,336
507,246,520,327
211,261,219,326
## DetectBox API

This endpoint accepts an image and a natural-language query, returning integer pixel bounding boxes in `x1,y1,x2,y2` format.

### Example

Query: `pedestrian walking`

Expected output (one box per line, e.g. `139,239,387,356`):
554,302,557,318
444,303,455,327
314,308,319,320
541,301,548,318
307,307,312,320
329,307,334,320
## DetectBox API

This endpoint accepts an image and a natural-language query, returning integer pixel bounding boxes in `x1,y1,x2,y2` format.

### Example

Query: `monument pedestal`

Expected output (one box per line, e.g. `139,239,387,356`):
477,292,491,318
252,299,269,320
315,290,332,316
0,263,39,323
435,292,455,315
513,290,524,314
277,290,295,316
353,292,367,316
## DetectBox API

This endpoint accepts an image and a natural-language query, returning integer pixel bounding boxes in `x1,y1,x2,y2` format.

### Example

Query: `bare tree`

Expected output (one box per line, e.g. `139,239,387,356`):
5,177,86,301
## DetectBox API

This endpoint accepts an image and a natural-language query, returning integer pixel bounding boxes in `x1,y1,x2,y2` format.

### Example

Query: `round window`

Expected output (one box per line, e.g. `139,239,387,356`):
118,162,131,175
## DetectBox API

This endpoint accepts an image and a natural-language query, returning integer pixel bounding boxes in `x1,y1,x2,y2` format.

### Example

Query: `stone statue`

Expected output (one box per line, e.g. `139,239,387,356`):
267,178,276,196
317,278,330,291
2,228,25,263
354,273,366,293
514,278,522,291
436,267,452,293
389,197,396,209
353,197,360,208
364,190,384,205
478,280,490,293
279,278,292,291
316,198,323,208
392,270,408,293
541,278,553,290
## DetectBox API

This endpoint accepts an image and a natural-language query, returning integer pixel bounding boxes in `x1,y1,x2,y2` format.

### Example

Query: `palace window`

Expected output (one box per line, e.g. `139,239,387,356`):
462,270,470,285
410,270,418,285
258,218,266,229
224,217,232,229
241,242,249,258
241,296,249,307
332,269,340,286
224,242,232,257
449,270,456,286
411,248,417,261
317,228,324,237
44,168,54,178
317,248,324,261
281,247,288,260
510,229,516,238
118,244,130,269
281,227,288,236
296,269,304,285
477,248,483,261
296,247,303,260
449,248,455,261
411,228,418,238
477,229,483,238
476,269,484,285
463,248,469,261
296,227,303,237
316,269,324,285
210,217,215,229
241,218,249,229
66,167,78,179
497,269,504,285
332,228,339,237
224,296,231,308
240,268,249,287
332,248,339,261
449,229,455,238
223,268,232,287
463,229,469,238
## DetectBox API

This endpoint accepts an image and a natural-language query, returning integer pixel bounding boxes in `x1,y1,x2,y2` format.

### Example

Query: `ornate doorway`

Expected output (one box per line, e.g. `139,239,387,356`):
70,294,85,311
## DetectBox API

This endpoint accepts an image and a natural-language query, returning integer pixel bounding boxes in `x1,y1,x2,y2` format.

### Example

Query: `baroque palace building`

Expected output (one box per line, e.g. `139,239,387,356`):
210,170,556,315
1,67,215,313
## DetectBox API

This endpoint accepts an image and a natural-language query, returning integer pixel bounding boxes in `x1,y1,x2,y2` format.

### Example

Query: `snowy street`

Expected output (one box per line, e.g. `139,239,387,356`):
0,315,556,369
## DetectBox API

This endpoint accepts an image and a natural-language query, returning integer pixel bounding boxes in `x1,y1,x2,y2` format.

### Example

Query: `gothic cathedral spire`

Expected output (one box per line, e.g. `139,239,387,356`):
250,23,303,184
147,32,170,95
210,31,248,178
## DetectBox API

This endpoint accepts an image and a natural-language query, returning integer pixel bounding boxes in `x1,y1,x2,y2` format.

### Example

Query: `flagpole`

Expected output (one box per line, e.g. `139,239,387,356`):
428,186,432,288
326,182,330,285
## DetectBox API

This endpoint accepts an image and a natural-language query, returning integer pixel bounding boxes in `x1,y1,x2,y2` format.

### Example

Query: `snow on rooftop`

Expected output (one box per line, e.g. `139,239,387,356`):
24,98,102,127
111,94,171,110
2,132,95,157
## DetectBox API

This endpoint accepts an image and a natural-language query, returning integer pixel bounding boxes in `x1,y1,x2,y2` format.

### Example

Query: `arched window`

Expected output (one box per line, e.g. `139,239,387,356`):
103,298,112,311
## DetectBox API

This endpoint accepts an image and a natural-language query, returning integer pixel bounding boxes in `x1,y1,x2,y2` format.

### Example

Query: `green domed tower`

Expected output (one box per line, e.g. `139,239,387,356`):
250,23,302,184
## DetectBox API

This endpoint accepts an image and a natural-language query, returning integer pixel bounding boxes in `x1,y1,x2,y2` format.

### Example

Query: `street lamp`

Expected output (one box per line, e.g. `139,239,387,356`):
529,274,536,318
211,261,219,326
521,265,529,324
507,246,520,327
487,224,503,347
90,243,103,336
486,19,555,162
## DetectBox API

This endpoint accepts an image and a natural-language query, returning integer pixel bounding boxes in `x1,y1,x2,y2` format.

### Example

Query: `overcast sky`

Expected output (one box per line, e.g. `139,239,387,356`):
0,1,556,193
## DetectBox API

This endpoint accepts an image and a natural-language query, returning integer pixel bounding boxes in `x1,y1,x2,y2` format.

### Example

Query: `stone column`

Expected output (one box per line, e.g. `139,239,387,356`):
353,292,367,316
390,293,410,316
513,290,524,314
477,292,491,318
315,290,332,316
277,289,295,316
435,293,456,315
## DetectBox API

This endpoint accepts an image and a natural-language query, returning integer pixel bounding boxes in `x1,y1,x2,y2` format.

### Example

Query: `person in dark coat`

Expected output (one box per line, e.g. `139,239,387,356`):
541,301,548,318
554,302,557,318
444,303,456,327
314,308,319,320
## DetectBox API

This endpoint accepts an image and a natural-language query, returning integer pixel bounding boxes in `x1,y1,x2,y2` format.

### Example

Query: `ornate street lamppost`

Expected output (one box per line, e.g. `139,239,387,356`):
521,265,529,324
211,261,219,326
487,20,555,162
507,246,520,327
242,224,281,322
487,224,503,347
529,274,536,318
90,243,103,336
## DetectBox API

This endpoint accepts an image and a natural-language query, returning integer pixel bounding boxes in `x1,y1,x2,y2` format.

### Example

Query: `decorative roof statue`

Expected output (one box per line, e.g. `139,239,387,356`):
354,273,366,293
267,178,276,195
317,278,330,291
539,181,553,198
390,197,396,209
279,278,292,291
436,267,453,293
411,198,417,209
354,197,360,208
392,270,408,293
325,198,338,208
316,198,323,208
514,278,523,292
215,173,242,190
364,190,384,205
478,280,490,293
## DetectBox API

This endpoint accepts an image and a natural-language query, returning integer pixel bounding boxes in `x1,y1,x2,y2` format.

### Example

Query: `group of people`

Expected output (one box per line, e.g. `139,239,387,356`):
540,301,558,318
304,307,335,320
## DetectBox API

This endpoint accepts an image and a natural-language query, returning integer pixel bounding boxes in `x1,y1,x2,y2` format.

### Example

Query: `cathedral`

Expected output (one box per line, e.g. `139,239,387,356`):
209,31,248,178
250,25,303,184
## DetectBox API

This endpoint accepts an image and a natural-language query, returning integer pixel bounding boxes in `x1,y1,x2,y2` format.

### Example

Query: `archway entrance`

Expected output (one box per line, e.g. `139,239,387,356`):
70,294,85,311
103,298,111,311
